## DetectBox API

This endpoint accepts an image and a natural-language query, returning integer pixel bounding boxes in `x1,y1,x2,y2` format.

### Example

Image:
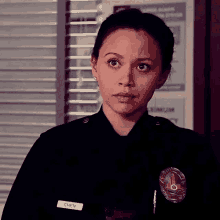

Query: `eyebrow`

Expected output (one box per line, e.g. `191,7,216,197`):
104,52,153,62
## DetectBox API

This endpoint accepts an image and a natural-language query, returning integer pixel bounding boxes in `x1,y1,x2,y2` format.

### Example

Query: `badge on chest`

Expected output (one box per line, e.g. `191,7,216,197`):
159,167,187,203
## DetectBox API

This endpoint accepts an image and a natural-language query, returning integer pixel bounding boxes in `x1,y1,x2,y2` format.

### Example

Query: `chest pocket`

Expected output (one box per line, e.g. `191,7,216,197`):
56,206,83,220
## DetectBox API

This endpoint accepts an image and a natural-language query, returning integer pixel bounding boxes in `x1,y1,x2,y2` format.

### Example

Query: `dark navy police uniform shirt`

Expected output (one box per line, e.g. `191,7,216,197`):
2,105,220,220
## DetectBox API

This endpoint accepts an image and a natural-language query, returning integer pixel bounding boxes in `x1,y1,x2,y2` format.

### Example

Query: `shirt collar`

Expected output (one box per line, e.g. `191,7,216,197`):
93,104,153,139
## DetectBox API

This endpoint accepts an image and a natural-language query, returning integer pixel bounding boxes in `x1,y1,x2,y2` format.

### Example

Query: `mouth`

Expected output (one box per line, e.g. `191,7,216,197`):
113,93,135,98
114,95,135,103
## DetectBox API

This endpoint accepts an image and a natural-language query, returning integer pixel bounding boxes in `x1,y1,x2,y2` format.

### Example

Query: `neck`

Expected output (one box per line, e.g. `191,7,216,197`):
102,104,147,130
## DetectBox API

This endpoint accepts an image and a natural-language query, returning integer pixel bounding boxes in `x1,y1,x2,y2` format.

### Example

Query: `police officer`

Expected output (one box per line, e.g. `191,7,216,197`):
1,9,219,220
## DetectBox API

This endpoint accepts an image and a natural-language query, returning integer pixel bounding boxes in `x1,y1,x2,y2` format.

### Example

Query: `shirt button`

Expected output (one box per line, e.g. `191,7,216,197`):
156,121,160,125
83,118,89,123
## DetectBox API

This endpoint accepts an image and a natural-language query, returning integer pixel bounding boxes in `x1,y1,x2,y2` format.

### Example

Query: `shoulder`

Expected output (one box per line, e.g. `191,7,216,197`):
152,115,218,167
28,114,97,157
39,114,96,142
151,115,209,145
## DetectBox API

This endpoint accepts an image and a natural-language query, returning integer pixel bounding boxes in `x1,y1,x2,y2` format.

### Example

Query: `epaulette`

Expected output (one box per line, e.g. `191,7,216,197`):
153,116,178,132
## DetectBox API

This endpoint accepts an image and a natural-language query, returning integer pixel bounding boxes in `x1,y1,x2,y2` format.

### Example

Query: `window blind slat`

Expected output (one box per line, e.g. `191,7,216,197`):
0,115,55,124
0,70,56,79
0,11,57,15
0,34,56,37
0,37,57,47
0,26,57,35
1,136,40,145
0,122,55,127
0,125,54,135
0,14,57,23
0,49,56,58
0,60,56,68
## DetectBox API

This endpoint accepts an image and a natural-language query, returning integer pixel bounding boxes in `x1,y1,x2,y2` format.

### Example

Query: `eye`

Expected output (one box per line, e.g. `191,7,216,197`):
137,63,150,71
107,59,120,68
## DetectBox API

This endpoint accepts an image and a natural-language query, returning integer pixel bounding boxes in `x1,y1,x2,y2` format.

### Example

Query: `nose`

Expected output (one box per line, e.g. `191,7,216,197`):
118,64,135,87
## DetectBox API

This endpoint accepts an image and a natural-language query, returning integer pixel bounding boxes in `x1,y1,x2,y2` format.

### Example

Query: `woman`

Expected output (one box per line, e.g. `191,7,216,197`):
1,9,219,220
90,9,172,136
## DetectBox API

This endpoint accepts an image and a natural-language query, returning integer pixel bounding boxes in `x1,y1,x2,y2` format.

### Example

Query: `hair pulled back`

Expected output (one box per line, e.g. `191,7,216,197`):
91,8,174,74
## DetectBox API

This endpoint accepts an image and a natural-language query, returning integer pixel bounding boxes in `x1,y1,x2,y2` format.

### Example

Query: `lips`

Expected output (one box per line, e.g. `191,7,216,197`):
113,92,135,103
113,92,135,97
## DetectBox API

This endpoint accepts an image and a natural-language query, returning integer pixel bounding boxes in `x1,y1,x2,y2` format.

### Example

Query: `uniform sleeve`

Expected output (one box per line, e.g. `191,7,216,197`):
1,132,55,220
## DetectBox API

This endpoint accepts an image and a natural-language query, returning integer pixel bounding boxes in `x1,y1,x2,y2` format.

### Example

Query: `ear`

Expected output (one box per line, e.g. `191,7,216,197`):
90,56,98,78
156,67,171,89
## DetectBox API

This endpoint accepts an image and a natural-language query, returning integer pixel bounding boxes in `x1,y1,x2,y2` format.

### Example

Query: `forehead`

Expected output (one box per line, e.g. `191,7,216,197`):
99,28,160,59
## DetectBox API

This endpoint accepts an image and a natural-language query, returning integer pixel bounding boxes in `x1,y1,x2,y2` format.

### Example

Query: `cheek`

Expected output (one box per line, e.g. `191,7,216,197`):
136,76,157,96
97,68,114,95
98,65,115,87
98,62,111,79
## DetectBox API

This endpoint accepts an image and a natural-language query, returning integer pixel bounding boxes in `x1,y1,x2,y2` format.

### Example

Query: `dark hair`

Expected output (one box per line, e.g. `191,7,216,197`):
91,8,174,75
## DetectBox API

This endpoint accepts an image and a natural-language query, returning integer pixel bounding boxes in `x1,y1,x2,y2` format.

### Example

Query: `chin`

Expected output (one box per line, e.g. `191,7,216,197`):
110,102,140,116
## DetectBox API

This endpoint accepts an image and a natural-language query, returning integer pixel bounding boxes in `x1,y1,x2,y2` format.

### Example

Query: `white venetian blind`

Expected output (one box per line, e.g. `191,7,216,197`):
66,0,102,123
0,0,57,208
